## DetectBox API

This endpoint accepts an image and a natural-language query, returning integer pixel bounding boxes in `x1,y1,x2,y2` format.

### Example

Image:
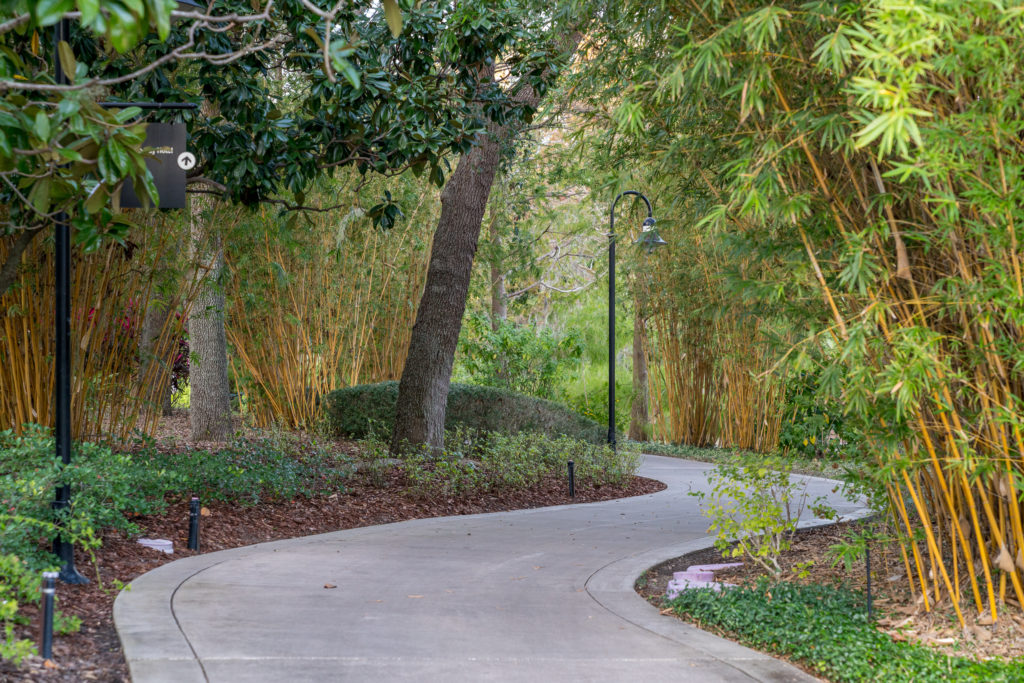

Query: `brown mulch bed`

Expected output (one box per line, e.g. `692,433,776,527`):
3,460,663,682
636,519,1024,673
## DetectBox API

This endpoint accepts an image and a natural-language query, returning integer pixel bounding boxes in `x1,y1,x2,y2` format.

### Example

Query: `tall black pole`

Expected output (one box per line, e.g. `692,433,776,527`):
51,18,87,585
608,191,653,448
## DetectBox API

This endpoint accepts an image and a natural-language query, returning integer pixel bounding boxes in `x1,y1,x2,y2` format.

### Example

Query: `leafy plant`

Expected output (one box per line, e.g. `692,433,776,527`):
690,457,816,577
0,425,353,662
827,527,884,574
127,432,352,505
584,0,1024,625
666,580,1022,681
364,427,640,499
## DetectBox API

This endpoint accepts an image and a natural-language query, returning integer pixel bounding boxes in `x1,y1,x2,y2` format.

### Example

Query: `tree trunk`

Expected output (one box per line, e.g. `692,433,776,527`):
391,37,580,453
628,305,650,442
0,227,43,296
188,197,233,441
391,119,502,452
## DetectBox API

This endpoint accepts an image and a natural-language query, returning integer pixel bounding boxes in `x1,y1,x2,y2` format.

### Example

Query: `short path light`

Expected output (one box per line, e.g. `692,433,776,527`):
607,191,667,448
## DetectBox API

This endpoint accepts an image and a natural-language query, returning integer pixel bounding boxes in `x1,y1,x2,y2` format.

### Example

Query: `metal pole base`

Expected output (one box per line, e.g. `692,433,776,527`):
52,537,88,585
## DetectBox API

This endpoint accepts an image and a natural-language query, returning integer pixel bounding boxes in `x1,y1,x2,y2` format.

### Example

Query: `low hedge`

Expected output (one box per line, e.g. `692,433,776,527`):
323,381,605,443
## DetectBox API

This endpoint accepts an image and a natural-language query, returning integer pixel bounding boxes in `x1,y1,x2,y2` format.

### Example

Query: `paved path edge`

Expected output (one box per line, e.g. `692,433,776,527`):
114,464,873,683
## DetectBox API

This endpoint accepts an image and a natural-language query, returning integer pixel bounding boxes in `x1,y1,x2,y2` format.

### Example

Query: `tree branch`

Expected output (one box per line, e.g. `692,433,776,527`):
0,227,44,296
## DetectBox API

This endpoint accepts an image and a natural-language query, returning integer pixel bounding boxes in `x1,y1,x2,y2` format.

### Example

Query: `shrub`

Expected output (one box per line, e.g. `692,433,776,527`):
361,427,641,498
0,427,352,663
689,456,831,578
0,426,180,663
666,580,1021,682
324,381,605,443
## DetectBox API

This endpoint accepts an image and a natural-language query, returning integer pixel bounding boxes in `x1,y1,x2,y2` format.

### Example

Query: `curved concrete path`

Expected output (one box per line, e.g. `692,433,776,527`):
115,455,867,682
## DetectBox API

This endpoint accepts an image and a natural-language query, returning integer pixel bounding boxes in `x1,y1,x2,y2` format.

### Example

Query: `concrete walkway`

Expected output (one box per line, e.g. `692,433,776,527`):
114,455,868,682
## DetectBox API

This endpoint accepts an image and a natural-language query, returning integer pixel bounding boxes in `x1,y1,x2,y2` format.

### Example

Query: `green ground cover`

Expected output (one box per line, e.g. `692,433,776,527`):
667,581,1021,682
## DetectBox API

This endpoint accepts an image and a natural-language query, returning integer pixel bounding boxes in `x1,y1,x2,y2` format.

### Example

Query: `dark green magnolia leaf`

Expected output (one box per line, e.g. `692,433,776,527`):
139,169,159,208
333,56,361,89
148,0,172,41
97,147,115,182
29,179,51,213
57,97,80,118
114,107,142,123
57,41,77,81
84,184,107,213
57,147,83,162
106,138,130,173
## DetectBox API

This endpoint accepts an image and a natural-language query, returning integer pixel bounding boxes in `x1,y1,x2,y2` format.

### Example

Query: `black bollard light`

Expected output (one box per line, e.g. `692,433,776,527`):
568,461,575,498
187,496,200,551
40,571,57,659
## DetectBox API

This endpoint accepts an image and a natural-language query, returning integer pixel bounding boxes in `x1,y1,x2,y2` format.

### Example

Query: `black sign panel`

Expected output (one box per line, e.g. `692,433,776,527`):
120,123,191,209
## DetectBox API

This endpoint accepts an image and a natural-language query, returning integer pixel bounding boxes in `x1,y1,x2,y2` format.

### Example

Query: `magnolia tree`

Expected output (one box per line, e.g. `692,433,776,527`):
1,0,570,439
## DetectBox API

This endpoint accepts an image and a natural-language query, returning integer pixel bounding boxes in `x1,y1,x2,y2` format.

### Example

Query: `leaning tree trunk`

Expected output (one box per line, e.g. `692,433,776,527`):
391,36,580,453
391,119,502,451
188,195,233,441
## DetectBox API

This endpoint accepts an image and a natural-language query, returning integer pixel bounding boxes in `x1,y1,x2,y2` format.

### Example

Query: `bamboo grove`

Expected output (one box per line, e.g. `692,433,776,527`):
0,213,197,441
225,173,436,429
642,215,786,452
591,0,1024,623
0,170,436,438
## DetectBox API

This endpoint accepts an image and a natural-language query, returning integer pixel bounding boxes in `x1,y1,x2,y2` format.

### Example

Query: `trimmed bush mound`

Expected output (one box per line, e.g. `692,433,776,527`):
324,381,605,443
667,580,1020,682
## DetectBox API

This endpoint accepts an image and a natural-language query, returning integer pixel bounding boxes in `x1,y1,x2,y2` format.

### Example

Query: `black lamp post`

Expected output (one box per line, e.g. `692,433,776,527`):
607,190,667,448
50,3,200,584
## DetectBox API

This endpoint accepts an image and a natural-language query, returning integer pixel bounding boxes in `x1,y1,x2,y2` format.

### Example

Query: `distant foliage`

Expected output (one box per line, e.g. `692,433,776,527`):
777,371,861,462
324,381,605,444
455,313,583,397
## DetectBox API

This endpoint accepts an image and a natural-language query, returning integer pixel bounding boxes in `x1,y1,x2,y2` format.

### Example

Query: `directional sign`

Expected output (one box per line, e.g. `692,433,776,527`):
121,123,189,209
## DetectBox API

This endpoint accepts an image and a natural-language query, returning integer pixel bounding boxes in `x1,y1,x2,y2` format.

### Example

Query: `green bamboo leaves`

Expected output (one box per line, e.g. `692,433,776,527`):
580,0,1024,623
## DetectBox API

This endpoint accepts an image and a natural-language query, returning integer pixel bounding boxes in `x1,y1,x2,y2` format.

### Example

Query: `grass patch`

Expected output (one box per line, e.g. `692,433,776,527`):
666,580,1020,682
